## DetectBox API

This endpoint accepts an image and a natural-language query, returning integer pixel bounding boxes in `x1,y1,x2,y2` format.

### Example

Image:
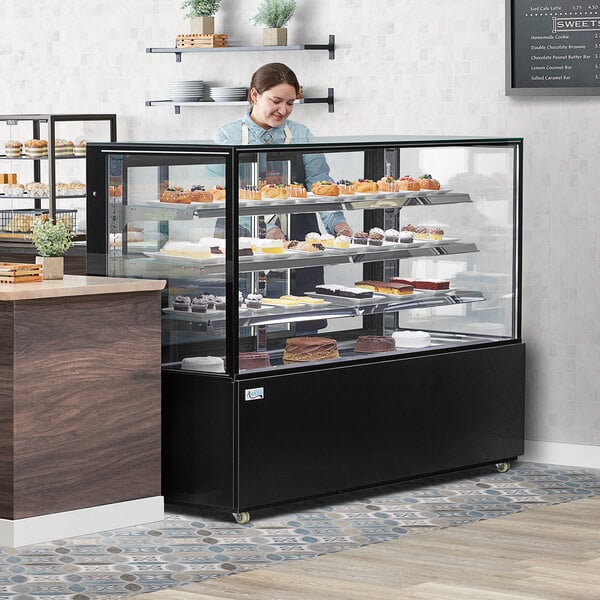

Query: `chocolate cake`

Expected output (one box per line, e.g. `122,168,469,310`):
239,352,271,370
283,337,340,363
354,335,395,353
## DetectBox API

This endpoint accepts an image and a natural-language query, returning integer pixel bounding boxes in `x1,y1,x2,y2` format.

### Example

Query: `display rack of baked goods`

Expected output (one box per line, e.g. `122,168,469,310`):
0,208,77,240
146,34,335,62
161,283,485,330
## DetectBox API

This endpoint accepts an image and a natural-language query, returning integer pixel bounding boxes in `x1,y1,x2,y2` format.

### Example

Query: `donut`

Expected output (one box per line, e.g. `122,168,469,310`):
311,181,340,196
397,176,420,191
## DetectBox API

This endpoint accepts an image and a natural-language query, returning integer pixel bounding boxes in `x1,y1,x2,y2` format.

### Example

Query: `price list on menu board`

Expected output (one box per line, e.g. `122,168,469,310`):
507,0,600,93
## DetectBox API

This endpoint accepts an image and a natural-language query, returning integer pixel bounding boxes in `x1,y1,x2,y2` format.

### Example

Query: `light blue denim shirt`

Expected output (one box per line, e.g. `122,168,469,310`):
212,110,347,234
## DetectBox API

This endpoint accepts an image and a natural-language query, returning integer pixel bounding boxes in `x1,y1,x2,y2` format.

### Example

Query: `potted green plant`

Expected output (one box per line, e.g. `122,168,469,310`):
252,0,297,46
181,0,221,34
31,218,74,280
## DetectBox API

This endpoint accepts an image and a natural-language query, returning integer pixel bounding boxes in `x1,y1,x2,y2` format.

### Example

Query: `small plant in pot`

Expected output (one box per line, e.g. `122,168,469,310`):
252,0,297,46
182,0,221,34
31,218,74,280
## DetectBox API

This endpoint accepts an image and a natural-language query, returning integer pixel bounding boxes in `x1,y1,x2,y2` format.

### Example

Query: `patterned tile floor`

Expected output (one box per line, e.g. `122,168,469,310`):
1,461,599,600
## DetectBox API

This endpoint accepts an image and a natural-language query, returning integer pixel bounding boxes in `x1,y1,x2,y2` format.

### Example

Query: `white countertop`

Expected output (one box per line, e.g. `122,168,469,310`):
0,275,166,301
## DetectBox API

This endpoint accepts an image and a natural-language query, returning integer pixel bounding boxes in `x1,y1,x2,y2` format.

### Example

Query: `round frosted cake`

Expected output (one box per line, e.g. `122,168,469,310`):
181,356,225,372
239,352,271,370
392,330,431,348
354,335,395,353
283,337,340,363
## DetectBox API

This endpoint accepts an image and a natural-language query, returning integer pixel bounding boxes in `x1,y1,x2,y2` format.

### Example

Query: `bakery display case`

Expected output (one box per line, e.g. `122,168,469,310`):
0,113,116,273
87,134,524,523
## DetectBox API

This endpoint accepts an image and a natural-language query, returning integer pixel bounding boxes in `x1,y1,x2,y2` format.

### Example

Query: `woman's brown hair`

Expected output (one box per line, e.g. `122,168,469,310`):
248,63,300,103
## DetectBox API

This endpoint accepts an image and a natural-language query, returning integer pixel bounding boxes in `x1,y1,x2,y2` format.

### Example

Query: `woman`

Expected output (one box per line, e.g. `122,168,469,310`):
213,63,352,332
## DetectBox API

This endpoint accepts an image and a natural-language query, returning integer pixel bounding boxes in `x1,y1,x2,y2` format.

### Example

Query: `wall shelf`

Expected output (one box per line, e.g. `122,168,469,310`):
146,35,335,62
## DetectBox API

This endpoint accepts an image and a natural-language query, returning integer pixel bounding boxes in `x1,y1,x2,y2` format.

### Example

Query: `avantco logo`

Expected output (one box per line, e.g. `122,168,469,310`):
244,387,265,401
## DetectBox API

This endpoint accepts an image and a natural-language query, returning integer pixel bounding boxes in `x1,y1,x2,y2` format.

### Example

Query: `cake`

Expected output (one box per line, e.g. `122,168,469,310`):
368,227,385,246
393,330,431,348
334,235,351,249
287,182,307,198
397,176,420,191
283,336,340,363
5,140,22,157
391,277,450,290
24,139,48,157
428,226,444,241
191,297,208,313
160,241,211,259
280,294,326,305
355,335,395,353
336,180,355,195
239,352,271,369
54,139,74,156
262,184,288,200
311,181,340,196
256,238,285,254
181,356,225,372
417,174,441,190
5,183,24,196
355,280,414,296
353,179,378,193
314,284,373,299
73,140,86,156
173,295,191,311
305,232,322,245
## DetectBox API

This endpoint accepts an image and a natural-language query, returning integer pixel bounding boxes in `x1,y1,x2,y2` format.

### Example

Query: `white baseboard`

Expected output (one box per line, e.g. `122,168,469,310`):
522,440,600,469
0,496,164,547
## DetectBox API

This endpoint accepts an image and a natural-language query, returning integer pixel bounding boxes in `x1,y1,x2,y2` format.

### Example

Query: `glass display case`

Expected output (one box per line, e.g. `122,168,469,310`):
87,135,525,523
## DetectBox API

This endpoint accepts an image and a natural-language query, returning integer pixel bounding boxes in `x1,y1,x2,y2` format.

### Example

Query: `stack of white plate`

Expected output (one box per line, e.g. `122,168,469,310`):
209,86,248,102
167,80,205,103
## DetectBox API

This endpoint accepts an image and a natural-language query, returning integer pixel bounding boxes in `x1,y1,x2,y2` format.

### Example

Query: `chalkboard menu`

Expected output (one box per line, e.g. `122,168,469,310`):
506,0,600,94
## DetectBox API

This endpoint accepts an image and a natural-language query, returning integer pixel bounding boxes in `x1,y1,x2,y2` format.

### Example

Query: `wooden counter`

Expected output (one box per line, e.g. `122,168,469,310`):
0,275,166,546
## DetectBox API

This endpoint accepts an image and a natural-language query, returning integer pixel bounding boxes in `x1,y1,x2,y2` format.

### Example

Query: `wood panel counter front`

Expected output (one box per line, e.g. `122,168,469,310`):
0,275,166,546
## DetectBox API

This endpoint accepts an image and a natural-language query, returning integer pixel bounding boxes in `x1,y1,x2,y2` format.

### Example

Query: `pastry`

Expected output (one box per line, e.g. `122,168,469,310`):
214,296,227,310
262,297,303,307
256,239,285,254
181,356,225,372
4,183,24,196
209,185,226,201
24,182,48,197
239,352,271,370
240,185,261,201
305,232,322,245
391,277,450,290
414,226,429,240
311,181,340,196
173,295,191,311
109,185,122,197
54,139,74,156
261,184,289,200
399,230,414,243
73,140,86,156
246,293,263,309
160,241,211,259
280,295,326,305
336,180,355,195
191,298,208,313
427,226,444,241
368,227,384,246
355,335,395,353
201,294,216,309
68,181,86,196
352,231,369,245
160,188,189,203
24,139,48,157
397,176,420,191
401,224,417,233
417,174,441,190
265,170,284,185
320,233,335,247
314,284,372,299
378,176,399,192
352,179,378,193
392,330,432,348
189,185,213,203
287,182,307,198
5,141,22,157
355,280,414,296
295,241,325,252
283,336,340,363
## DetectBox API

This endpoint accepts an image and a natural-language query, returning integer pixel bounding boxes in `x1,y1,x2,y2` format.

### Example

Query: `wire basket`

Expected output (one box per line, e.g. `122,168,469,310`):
0,209,77,236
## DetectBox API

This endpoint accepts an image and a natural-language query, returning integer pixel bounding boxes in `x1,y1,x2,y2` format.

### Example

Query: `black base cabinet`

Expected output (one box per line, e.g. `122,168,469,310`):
162,342,525,517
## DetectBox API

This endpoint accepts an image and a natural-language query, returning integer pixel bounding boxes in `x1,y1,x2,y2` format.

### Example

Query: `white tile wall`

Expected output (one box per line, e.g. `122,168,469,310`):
1,0,598,446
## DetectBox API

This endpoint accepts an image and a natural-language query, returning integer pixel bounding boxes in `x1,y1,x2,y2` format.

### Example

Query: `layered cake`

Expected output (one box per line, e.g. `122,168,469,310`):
355,280,413,296
239,352,271,370
391,277,450,290
24,139,48,157
392,330,431,348
181,356,225,372
314,284,373,299
283,336,340,363
355,335,395,353
73,140,86,156
54,139,74,156
5,140,22,157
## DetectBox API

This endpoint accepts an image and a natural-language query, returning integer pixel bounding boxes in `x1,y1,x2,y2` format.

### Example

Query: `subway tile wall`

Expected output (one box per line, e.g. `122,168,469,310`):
1,0,598,446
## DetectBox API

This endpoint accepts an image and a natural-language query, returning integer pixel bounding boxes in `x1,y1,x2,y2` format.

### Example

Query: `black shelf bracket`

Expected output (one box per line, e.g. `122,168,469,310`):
304,35,335,60
302,88,335,113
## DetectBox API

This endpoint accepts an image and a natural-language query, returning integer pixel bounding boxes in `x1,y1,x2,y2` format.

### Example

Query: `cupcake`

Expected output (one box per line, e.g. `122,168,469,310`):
352,231,369,245
214,296,227,310
320,233,335,248
399,230,414,243
384,229,400,243
191,298,208,313
368,227,385,246
246,293,263,309
202,294,216,309
334,235,351,249
173,295,191,311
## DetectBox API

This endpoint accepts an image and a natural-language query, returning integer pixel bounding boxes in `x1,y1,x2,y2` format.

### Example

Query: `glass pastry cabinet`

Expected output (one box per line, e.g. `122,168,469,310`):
87,135,524,523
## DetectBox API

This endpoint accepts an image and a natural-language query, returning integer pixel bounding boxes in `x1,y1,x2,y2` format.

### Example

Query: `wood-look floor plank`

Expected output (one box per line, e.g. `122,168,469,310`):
136,497,600,600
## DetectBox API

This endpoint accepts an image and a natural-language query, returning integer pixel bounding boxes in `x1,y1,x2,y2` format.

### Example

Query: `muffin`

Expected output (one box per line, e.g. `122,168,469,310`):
368,227,385,246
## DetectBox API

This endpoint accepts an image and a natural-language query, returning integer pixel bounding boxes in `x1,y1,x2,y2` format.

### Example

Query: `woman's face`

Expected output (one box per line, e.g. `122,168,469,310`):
250,83,296,129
